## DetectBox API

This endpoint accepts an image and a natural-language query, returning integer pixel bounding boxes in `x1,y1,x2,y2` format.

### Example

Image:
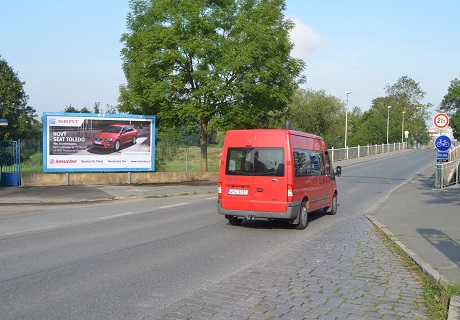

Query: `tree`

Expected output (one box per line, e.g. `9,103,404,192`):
63,105,93,114
105,104,118,114
439,78,460,139
349,98,390,146
385,76,431,145
63,105,80,113
93,102,101,114
0,56,39,141
350,76,430,146
119,0,305,171
274,89,346,147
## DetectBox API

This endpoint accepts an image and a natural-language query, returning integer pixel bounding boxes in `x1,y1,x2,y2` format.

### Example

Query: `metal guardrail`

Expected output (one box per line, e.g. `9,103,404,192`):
329,142,406,162
434,144,460,189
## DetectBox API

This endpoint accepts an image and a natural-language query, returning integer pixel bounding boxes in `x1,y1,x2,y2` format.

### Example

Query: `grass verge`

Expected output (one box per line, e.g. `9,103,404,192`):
373,225,460,320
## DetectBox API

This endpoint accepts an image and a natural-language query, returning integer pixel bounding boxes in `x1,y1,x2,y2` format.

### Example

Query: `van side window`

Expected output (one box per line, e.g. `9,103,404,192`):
226,148,284,176
294,149,325,176
310,151,325,175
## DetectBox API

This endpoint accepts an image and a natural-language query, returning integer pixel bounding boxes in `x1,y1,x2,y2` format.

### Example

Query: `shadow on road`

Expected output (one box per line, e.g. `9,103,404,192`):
417,228,460,268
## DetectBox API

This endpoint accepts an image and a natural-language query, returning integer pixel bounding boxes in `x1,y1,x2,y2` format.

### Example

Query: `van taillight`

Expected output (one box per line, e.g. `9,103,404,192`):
218,182,222,199
287,184,293,202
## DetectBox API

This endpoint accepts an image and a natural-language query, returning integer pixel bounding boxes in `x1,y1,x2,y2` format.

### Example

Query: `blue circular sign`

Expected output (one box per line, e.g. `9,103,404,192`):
435,135,451,151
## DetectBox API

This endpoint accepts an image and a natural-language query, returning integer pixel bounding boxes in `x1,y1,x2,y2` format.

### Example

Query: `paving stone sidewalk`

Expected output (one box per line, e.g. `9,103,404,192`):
149,216,427,320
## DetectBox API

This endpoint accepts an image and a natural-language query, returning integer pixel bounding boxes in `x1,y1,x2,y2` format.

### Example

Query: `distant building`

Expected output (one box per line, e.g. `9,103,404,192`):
428,125,453,141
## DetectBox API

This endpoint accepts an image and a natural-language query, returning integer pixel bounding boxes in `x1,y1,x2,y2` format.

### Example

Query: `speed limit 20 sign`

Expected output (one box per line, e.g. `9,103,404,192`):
434,113,449,129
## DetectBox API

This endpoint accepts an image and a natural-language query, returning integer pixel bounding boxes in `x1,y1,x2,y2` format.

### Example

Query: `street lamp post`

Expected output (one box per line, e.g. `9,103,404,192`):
345,91,351,148
387,106,392,144
401,111,405,144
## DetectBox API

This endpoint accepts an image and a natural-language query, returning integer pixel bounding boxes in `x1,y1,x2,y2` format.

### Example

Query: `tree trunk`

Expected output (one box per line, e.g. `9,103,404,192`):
200,117,208,172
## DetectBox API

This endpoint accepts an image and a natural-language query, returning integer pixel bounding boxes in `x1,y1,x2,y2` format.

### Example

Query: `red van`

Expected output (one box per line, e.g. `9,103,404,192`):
217,129,341,230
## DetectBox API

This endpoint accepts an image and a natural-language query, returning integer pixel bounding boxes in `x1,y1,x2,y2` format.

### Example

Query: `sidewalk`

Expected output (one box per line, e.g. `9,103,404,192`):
1,149,459,318
0,181,217,205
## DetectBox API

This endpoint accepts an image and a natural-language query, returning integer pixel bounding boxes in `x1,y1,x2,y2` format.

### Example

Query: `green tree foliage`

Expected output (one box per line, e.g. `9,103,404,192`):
439,78,460,139
93,102,101,114
63,105,80,113
64,103,117,114
0,56,39,141
119,0,305,171
350,97,391,146
276,89,348,147
350,76,430,146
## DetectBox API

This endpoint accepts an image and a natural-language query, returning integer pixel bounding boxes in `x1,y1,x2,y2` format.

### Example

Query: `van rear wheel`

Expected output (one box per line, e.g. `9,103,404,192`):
295,201,308,230
226,216,242,226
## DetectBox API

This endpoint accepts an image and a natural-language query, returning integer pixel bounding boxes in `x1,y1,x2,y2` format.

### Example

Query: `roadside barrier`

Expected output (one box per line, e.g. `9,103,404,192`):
329,142,406,162
434,144,460,189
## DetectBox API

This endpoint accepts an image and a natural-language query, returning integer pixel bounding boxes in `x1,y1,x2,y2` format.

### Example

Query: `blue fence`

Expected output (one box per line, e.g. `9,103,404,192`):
0,140,21,186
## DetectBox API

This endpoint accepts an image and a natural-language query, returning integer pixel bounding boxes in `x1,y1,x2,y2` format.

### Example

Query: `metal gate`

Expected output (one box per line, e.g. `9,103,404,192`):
0,140,21,186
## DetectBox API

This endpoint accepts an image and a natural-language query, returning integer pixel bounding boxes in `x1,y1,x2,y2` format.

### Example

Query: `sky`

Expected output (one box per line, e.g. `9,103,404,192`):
1,0,459,121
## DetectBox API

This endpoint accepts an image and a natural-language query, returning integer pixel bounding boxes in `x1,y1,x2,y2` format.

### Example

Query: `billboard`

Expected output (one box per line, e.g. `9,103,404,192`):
43,113,155,172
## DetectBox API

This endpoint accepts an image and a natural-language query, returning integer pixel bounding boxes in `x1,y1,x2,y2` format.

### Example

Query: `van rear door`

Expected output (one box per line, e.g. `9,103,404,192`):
252,147,287,213
223,147,255,211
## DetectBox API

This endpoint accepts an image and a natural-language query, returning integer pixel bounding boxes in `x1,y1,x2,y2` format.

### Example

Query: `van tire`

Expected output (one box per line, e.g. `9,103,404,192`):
227,216,242,226
295,201,308,230
325,194,338,215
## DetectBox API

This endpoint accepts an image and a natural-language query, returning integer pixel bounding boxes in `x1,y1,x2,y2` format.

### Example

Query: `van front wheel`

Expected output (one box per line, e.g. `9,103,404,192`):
295,201,308,230
324,194,337,215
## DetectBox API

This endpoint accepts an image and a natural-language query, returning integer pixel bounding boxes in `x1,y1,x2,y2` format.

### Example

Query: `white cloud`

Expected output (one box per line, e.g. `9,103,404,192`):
289,18,324,60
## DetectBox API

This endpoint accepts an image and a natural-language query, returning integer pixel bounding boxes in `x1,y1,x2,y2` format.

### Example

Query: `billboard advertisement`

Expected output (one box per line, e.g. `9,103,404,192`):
43,113,155,172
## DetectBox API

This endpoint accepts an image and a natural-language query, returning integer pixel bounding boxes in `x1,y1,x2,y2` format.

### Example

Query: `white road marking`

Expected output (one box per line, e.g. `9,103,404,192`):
5,225,57,235
98,211,136,220
158,203,188,209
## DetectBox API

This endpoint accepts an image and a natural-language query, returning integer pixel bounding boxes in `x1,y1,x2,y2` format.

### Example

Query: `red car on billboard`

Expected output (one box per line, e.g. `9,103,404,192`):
92,124,137,151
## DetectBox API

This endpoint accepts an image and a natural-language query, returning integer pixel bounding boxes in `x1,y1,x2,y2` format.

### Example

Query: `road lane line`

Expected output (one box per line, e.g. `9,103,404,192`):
158,203,188,209
98,211,136,220
5,225,57,235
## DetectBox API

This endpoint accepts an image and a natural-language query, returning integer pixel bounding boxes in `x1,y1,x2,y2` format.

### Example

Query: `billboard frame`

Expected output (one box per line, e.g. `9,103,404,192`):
43,112,156,173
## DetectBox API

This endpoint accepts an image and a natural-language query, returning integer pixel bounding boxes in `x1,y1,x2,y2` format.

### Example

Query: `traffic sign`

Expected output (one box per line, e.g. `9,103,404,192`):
435,135,451,151
436,151,449,162
434,113,449,129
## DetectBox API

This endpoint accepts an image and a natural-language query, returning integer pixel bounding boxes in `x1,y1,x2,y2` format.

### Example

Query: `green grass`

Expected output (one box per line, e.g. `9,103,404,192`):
164,145,221,172
425,281,460,319
374,225,460,319
21,152,43,173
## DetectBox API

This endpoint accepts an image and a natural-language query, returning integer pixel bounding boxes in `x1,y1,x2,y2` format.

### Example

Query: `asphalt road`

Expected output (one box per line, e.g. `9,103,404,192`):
0,151,436,319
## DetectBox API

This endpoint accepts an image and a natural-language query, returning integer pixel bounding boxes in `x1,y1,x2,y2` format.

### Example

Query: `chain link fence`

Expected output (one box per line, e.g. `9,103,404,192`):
21,139,408,174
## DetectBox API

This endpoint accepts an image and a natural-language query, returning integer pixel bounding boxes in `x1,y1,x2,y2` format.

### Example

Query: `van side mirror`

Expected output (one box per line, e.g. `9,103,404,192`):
335,166,342,177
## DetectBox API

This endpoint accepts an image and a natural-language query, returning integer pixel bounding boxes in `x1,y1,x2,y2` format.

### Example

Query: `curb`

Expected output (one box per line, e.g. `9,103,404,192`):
367,215,459,320
449,296,460,320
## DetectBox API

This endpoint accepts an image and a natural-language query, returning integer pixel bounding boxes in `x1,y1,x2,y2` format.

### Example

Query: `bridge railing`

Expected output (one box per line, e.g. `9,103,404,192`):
434,144,460,189
329,142,407,163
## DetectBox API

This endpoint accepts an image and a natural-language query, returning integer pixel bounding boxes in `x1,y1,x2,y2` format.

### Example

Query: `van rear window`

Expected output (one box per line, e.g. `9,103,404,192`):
226,148,284,176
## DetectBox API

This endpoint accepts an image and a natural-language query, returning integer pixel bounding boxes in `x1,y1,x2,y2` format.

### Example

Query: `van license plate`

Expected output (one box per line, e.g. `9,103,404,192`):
228,189,248,196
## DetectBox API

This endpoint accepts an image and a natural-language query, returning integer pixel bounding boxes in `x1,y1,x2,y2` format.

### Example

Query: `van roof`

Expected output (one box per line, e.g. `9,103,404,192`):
226,129,323,140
